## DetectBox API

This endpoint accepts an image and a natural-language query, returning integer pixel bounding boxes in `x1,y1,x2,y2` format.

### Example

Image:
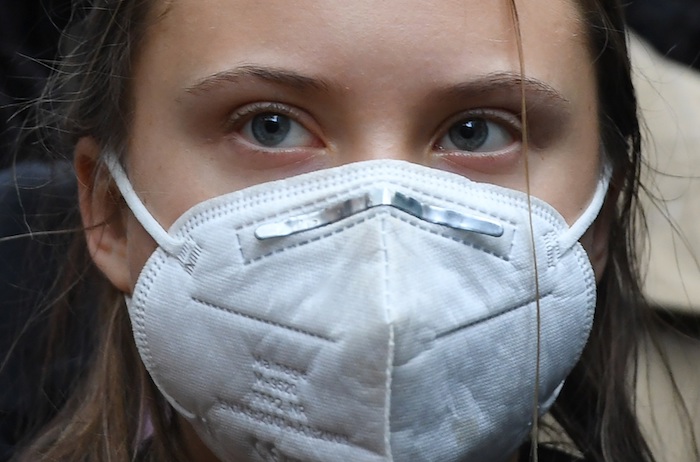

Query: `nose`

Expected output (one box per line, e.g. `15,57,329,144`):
331,110,430,168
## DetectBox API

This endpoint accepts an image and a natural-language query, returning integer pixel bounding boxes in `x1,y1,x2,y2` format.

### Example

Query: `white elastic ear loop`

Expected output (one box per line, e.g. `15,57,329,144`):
104,153,185,256
559,160,613,250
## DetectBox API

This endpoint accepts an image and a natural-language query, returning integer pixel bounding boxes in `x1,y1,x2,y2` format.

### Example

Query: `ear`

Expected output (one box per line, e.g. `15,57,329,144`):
75,137,132,293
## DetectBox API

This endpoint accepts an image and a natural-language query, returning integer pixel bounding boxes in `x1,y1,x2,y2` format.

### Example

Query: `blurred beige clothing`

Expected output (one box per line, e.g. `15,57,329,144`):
631,33,700,461
634,34,700,313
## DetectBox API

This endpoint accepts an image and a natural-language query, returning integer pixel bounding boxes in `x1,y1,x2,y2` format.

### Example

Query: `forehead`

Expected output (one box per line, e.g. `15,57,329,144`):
140,0,589,92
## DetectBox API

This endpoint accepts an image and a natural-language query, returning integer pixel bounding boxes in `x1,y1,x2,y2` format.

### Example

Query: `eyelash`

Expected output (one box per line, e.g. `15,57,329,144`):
225,102,303,133
433,108,522,153
224,102,522,155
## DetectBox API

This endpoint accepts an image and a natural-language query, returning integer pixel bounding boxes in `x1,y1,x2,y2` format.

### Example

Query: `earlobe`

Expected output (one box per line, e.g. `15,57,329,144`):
75,137,132,293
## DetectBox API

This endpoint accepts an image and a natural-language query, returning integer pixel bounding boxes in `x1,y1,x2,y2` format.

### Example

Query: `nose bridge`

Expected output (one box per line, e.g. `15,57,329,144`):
337,86,427,166
341,122,420,165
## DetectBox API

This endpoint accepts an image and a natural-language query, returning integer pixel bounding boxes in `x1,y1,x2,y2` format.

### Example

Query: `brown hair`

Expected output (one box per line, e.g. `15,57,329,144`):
9,1,189,460
6,0,683,460
547,1,654,459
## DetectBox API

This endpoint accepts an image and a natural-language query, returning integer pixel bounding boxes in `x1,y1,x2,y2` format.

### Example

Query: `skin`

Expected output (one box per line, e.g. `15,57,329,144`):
76,0,610,460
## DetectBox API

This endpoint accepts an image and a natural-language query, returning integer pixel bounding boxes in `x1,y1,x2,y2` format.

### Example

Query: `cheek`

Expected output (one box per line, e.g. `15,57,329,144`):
126,213,159,291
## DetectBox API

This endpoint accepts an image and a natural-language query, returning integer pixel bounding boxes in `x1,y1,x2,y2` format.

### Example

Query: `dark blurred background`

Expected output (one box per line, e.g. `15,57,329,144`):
0,0,72,167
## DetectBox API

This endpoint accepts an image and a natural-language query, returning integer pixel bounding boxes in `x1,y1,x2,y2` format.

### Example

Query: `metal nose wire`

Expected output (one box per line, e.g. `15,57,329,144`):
254,188,504,240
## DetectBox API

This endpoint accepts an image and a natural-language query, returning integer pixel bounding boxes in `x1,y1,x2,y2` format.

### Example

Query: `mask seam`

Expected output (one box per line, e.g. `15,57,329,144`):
238,210,515,265
130,250,166,372
434,291,555,341
572,244,597,354
175,163,488,230
179,179,520,236
536,245,595,386
111,157,571,249
380,216,394,461
175,177,534,238
129,252,198,420
190,297,334,343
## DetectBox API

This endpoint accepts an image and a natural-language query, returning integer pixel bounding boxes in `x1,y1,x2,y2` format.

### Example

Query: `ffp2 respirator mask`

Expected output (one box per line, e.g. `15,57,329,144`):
107,157,608,462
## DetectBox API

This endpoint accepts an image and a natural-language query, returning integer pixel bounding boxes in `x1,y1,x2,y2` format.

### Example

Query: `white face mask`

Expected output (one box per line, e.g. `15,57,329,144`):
107,157,609,462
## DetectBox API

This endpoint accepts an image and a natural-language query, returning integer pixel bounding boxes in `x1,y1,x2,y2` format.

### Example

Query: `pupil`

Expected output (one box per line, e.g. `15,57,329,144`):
449,118,488,151
265,120,279,132
252,113,291,146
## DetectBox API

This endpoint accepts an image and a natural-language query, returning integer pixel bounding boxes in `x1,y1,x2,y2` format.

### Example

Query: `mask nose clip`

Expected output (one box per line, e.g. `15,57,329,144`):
254,187,504,240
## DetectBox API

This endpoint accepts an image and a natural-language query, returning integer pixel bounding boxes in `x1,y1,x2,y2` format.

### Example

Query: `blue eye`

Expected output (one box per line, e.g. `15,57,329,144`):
251,113,290,146
241,111,315,148
437,117,515,153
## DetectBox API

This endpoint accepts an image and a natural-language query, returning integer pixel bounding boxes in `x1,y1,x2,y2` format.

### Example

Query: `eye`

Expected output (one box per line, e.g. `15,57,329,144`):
241,111,316,149
222,102,326,174
435,115,517,154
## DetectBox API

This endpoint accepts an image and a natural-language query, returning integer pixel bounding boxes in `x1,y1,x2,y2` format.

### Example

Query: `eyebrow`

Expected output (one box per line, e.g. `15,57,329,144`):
184,66,570,107
185,65,332,94
438,71,571,107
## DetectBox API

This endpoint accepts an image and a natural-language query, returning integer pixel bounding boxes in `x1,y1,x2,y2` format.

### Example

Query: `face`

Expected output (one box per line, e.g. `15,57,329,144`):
79,0,605,460
112,0,602,278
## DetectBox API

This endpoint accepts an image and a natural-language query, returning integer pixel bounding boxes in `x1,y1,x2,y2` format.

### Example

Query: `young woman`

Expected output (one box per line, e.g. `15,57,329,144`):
6,0,671,461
